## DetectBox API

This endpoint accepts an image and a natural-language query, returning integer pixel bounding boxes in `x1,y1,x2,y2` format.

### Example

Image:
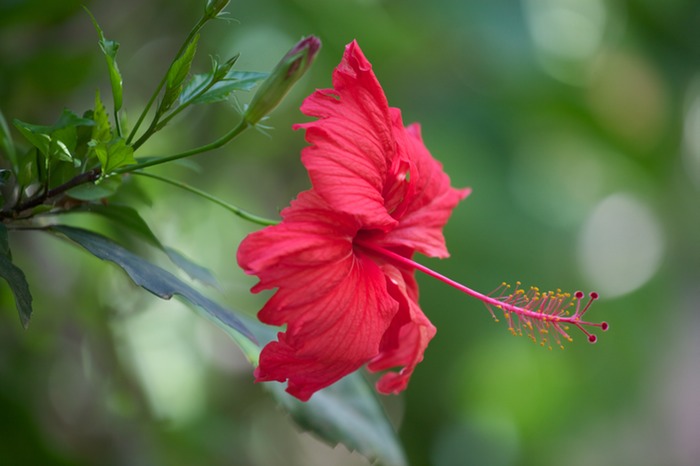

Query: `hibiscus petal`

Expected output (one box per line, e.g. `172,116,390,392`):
381,122,471,258
367,264,436,394
237,190,399,401
293,40,398,230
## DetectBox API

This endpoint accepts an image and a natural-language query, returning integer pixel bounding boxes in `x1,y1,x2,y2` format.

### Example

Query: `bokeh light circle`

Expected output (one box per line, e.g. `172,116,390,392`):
577,193,664,297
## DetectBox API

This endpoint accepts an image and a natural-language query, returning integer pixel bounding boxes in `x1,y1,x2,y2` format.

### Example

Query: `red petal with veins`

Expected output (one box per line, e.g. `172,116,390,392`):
382,122,471,258
368,264,436,394
293,40,398,230
237,191,399,401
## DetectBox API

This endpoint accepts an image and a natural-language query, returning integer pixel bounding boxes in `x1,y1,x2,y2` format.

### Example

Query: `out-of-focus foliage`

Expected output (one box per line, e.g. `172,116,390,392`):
1,0,699,465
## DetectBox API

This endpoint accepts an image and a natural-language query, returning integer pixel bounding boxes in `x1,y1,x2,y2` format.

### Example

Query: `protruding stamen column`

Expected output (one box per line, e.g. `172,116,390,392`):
356,241,608,347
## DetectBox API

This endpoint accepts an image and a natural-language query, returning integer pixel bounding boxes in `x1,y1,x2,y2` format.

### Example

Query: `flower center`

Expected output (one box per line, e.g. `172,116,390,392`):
355,240,609,349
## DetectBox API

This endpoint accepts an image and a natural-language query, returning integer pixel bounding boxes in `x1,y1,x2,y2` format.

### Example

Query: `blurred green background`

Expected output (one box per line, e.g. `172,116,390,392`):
1,0,698,465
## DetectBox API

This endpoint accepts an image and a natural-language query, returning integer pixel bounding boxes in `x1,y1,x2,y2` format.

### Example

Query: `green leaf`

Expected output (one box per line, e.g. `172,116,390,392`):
16,148,39,188
48,225,254,342
271,377,407,466
0,108,18,171
92,138,135,175
108,139,135,171
181,70,269,106
71,204,161,243
85,8,123,111
164,246,218,286
102,138,135,173
222,71,270,92
178,73,213,105
92,89,111,144
0,225,33,328
49,137,74,164
61,204,217,286
162,34,200,113
196,71,269,105
178,54,237,105
52,125,78,155
13,110,94,163
53,109,96,130
13,120,51,156
237,315,407,466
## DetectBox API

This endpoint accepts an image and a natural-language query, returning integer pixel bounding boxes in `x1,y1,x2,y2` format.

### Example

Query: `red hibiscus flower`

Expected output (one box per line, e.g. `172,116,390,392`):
237,41,607,402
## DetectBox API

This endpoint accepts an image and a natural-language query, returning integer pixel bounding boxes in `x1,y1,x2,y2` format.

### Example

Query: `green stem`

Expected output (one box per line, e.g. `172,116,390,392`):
152,72,219,132
114,104,122,137
114,119,249,175
126,15,208,146
131,171,279,226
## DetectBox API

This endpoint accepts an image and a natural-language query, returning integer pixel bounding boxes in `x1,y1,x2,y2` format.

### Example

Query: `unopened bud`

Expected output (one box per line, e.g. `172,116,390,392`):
244,36,321,126
204,0,230,19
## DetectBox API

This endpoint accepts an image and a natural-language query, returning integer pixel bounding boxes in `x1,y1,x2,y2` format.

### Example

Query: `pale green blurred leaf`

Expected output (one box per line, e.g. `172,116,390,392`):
240,316,407,466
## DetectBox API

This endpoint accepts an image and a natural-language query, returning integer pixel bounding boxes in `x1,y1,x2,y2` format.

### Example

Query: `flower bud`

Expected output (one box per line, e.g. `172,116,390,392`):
204,0,230,19
244,36,321,126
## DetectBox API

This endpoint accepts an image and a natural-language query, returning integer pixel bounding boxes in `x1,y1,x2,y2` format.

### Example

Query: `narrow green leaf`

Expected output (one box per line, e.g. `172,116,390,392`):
85,8,123,111
0,225,33,328
238,315,407,466
195,72,269,105
164,247,218,286
178,55,238,106
178,73,214,106
49,225,254,341
70,204,161,245
221,71,270,92
61,204,217,286
162,34,200,112
0,108,18,171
